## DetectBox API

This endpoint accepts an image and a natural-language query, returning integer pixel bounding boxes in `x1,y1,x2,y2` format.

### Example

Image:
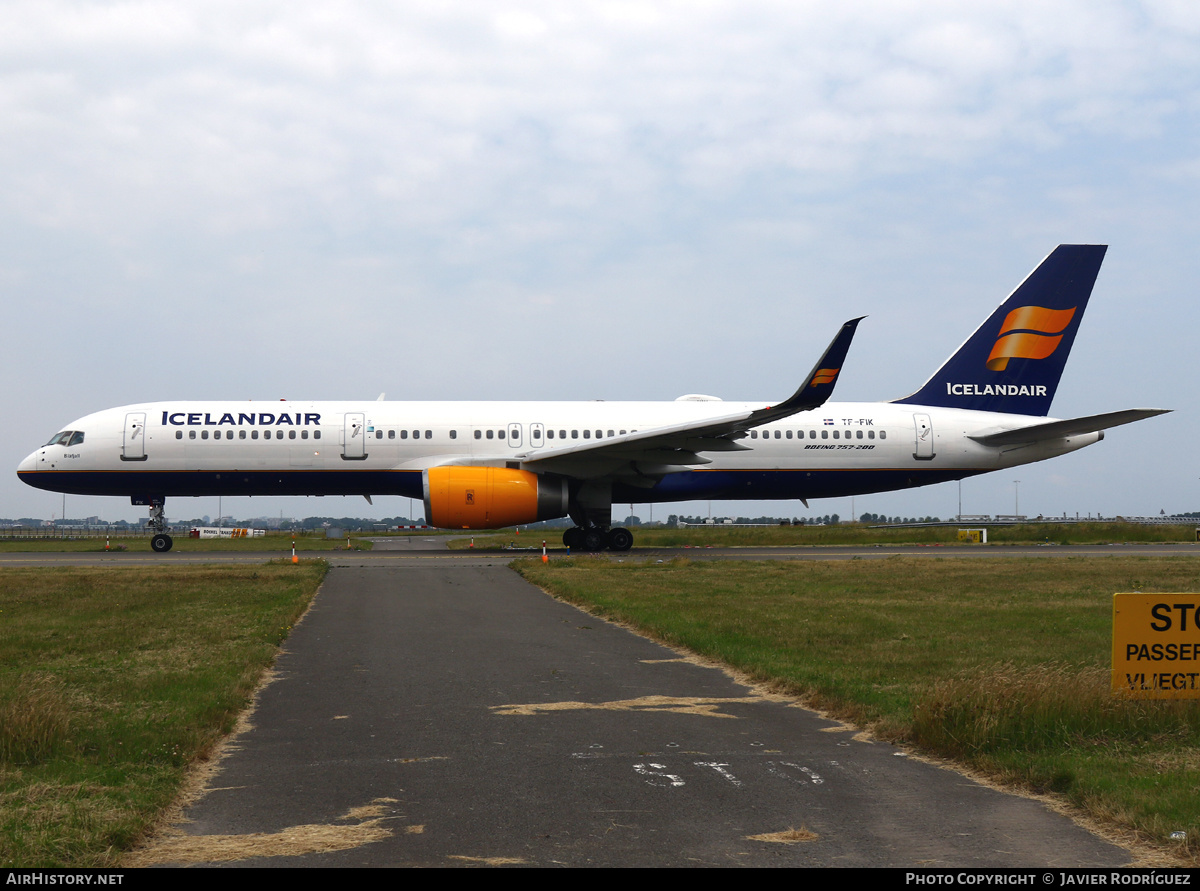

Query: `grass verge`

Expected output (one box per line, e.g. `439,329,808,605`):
453,521,1199,549
0,533,371,553
514,555,1200,860
0,563,326,867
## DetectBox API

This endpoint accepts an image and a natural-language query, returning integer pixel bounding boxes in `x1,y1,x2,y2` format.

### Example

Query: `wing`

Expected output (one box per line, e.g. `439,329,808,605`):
516,317,864,481
967,408,1170,447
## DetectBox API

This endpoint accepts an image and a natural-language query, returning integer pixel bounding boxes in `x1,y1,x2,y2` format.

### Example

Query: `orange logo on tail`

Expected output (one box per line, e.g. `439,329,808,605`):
985,306,1076,371
810,368,839,387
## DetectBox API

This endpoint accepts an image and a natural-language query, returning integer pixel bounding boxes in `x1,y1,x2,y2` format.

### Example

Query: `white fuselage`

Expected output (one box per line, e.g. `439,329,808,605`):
17,399,1099,507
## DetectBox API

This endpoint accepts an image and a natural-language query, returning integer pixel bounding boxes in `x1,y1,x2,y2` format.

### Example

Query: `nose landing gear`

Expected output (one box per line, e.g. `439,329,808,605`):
136,496,173,553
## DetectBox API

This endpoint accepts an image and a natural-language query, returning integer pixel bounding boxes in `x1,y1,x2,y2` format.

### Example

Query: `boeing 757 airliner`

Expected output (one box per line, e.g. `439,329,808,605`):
18,245,1168,552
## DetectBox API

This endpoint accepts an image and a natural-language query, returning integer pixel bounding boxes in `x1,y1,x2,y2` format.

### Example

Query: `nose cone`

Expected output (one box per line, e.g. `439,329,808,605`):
17,450,40,482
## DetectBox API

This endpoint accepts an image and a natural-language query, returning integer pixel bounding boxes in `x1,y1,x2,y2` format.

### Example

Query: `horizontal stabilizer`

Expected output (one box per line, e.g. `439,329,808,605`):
967,408,1170,447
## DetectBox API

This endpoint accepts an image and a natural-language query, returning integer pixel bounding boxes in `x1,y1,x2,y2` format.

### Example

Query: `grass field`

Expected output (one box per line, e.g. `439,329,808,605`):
6,541,1199,865
452,521,1200,549
515,554,1200,861
0,533,371,553
0,563,326,867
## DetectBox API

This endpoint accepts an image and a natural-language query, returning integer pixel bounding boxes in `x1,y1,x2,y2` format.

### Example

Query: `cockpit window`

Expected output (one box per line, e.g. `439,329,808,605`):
68,432,85,446
44,431,81,447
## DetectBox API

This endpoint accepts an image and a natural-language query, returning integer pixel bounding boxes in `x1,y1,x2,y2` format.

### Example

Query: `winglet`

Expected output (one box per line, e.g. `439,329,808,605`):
772,317,864,414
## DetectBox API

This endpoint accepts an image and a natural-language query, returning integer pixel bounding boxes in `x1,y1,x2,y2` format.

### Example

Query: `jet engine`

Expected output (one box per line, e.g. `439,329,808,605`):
423,466,569,529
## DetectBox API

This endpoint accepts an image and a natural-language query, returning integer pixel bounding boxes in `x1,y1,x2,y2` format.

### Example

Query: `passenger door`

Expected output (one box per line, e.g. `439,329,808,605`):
342,413,367,460
913,413,935,460
121,412,147,461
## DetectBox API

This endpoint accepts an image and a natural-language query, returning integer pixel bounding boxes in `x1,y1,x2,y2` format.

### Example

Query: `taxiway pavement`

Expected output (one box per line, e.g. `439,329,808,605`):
135,559,1132,867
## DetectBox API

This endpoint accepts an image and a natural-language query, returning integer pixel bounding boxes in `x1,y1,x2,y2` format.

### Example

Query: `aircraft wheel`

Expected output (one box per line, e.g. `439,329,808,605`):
563,527,582,549
581,528,606,552
151,533,173,553
607,527,633,552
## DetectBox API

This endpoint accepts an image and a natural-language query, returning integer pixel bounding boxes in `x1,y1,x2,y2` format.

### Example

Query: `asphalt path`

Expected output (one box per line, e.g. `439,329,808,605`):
127,557,1135,867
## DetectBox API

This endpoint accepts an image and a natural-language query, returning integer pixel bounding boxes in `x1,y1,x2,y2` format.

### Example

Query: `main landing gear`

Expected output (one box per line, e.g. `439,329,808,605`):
139,497,173,553
562,480,631,552
562,526,633,552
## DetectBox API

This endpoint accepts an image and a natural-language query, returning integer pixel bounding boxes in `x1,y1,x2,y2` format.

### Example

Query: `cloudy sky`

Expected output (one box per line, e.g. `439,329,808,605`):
4,1,1197,524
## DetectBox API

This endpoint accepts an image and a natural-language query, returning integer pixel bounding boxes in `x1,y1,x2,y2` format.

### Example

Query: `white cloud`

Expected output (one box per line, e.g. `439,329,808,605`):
3,0,1199,519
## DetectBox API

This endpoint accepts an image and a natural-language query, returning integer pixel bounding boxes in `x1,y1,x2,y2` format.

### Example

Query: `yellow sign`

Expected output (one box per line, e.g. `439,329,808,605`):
957,528,986,543
1112,593,1200,699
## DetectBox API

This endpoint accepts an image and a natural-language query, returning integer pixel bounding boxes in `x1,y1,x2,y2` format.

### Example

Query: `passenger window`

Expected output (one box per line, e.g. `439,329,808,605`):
774,430,781,439
376,430,383,439
560,430,567,438
572,430,578,439
314,431,320,440
388,430,395,440
856,430,863,439
301,430,308,440
786,430,792,439
533,429,542,440
607,430,613,438
450,430,457,439
583,430,591,439
547,430,554,439
833,431,839,439
868,430,874,440
290,430,297,440
879,431,886,440
750,430,757,439
821,430,828,439
473,430,480,439
402,430,409,439
425,430,431,439
251,430,259,440
498,429,505,439
486,430,494,439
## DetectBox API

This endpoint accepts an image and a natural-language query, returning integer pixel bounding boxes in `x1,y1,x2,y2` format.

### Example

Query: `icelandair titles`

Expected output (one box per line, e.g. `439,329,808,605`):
947,383,1048,397
162,411,322,427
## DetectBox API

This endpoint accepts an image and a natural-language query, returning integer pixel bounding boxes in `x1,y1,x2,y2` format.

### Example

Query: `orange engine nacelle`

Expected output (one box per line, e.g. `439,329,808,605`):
423,466,570,529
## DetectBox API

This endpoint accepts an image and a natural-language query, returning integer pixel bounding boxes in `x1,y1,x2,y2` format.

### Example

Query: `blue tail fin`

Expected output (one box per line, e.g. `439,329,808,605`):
893,244,1107,416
